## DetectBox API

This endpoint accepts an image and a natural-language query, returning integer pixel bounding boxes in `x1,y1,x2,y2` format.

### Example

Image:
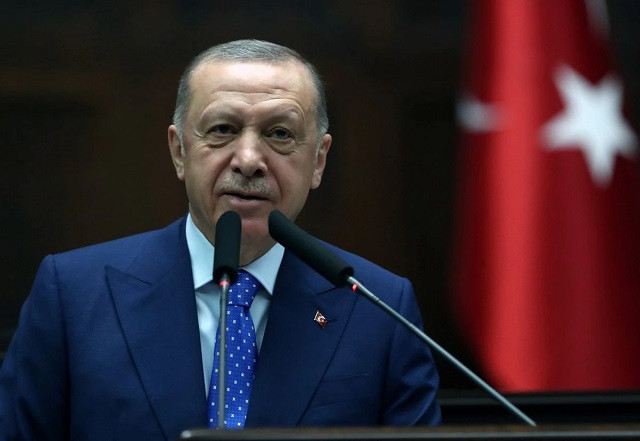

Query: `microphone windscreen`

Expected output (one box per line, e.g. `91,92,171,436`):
268,210,354,286
213,211,241,284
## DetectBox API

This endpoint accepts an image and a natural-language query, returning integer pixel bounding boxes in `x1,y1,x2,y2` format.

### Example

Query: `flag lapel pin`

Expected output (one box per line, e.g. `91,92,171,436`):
314,310,328,329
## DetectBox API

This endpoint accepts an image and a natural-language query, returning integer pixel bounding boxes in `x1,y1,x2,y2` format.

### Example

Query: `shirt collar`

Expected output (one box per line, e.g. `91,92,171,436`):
185,212,284,295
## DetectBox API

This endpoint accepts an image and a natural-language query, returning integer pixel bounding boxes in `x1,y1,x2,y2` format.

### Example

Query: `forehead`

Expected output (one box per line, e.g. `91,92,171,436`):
189,60,315,111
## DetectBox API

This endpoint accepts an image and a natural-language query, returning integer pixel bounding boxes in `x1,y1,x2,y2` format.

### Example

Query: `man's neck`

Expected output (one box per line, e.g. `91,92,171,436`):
239,237,277,266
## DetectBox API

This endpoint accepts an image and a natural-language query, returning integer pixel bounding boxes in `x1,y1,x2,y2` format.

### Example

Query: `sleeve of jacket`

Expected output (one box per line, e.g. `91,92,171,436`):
0,255,70,440
381,277,441,425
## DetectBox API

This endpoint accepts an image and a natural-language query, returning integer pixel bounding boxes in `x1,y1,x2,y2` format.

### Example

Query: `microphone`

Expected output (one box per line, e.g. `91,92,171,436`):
213,210,241,285
212,210,241,429
268,209,536,427
268,210,354,286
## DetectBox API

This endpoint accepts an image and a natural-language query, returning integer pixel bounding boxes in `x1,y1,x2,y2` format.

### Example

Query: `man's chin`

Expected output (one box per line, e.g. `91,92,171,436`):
240,223,270,243
240,214,272,240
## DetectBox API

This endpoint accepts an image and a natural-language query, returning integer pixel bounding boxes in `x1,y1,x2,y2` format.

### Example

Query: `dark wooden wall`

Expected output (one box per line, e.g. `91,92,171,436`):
1,1,639,390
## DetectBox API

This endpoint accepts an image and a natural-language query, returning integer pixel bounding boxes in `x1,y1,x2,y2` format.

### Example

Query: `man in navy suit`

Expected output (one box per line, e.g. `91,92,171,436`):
0,40,441,440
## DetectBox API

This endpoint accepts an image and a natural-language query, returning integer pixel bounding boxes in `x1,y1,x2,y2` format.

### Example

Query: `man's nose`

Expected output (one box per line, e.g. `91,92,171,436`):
230,131,266,178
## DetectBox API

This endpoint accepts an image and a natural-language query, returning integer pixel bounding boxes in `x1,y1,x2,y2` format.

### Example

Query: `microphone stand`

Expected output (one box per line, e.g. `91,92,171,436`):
348,276,537,427
217,276,231,429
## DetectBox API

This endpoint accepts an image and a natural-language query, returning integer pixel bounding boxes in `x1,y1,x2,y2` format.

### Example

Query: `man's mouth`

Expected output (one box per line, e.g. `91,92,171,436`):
226,192,268,201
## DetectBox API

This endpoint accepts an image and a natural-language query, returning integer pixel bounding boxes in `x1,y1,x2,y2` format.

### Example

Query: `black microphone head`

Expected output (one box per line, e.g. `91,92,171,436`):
268,210,354,287
213,211,241,284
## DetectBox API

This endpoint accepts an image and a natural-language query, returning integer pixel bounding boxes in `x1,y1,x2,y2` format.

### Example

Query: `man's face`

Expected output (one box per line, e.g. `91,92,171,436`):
168,60,331,263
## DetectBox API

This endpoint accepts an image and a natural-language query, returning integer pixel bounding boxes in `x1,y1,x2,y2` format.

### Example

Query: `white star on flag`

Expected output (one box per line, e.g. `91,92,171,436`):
457,94,502,133
542,64,638,187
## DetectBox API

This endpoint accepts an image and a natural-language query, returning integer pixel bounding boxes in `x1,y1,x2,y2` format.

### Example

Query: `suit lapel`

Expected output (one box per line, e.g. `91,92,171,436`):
246,250,359,426
107,218,206,439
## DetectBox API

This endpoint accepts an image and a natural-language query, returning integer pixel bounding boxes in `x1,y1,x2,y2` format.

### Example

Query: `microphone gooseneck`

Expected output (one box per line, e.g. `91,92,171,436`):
348,277,536,426
267,209,536,427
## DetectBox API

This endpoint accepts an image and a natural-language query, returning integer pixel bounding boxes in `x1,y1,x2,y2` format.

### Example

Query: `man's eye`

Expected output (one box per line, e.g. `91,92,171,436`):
269,128,292,140
209,124,234,135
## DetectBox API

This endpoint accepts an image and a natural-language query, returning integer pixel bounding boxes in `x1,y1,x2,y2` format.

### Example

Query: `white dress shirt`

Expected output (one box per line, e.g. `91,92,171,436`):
185,213,285,393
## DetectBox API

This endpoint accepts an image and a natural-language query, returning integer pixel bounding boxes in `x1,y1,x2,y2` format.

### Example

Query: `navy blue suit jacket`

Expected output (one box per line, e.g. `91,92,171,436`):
0,217,440,440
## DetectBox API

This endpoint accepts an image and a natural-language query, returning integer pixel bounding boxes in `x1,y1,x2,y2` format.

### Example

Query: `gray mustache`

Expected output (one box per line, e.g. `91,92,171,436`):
218,175,275,199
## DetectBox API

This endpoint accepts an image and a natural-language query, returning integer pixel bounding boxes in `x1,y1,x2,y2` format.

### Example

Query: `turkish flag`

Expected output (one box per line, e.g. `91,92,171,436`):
453,0,640,391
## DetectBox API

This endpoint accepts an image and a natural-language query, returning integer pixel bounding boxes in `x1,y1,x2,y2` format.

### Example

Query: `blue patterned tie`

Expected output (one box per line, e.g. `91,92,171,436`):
208,270,260,428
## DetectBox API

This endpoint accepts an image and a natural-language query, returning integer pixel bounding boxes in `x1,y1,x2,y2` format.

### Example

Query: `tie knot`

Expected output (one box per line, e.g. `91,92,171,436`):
228,270,260,308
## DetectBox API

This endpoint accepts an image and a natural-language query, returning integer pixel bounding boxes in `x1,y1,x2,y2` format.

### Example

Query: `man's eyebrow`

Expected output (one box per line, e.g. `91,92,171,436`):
265,109,304,120
199,106,239,118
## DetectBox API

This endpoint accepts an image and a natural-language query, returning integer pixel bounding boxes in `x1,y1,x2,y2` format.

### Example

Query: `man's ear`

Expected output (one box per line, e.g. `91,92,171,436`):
311,133,332,189
168,125,185,181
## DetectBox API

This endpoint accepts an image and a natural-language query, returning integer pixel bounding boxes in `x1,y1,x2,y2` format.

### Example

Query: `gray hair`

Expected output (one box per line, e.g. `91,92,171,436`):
172,39,329,148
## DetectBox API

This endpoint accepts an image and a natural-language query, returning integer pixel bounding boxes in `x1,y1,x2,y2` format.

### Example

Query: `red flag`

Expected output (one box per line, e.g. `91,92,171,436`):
454,0,640,391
